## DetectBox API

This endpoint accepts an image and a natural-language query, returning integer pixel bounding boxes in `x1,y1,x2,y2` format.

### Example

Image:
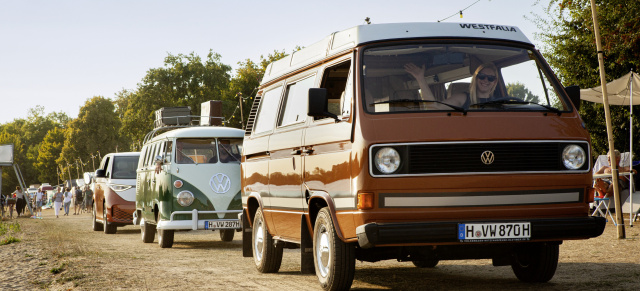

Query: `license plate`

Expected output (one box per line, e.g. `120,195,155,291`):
205,220,240,230
458,222,531,242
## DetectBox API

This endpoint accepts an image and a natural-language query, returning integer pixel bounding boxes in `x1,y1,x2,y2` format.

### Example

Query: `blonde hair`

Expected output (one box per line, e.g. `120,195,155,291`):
607,149,621,159
469,63,499,104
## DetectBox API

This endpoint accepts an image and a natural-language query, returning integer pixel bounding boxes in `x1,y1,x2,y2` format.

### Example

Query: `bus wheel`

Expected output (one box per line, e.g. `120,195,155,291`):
412,259,439,268
313,208,355,291
158,229,174,248
252,208,282,273
141,220,156,243
220,229,235,242
92,204,103,231
103,205,117,234
511,243,558,283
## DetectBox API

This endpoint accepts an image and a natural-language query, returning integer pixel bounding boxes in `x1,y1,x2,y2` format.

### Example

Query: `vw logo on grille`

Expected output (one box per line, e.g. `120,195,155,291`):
209,173,231,194
481,151,495,165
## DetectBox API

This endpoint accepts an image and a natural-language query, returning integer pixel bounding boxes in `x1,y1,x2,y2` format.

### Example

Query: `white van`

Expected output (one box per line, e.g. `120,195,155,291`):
135,126,244,248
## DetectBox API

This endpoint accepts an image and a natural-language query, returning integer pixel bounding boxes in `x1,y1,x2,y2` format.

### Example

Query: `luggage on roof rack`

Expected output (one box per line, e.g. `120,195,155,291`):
154,106,192,128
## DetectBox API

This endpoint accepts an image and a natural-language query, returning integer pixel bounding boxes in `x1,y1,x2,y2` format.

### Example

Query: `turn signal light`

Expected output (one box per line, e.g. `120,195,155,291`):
357,192,374,210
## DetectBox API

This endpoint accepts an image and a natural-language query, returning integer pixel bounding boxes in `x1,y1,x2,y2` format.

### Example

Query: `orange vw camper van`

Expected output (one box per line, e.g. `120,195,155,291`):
241,22,605,290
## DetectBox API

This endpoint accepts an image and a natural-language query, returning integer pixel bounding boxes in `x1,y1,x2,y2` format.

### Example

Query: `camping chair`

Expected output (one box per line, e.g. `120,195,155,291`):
592,195,616,225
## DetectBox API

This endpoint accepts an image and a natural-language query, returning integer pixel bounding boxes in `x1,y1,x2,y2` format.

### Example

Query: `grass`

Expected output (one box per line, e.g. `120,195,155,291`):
50,262,67,274
0,221,22,245
0,235,21,245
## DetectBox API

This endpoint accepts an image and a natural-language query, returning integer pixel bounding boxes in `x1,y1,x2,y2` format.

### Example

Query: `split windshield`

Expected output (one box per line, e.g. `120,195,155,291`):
362,43,568,113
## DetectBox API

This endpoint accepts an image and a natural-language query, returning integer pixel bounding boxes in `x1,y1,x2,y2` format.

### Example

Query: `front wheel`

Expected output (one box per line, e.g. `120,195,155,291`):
511,243,559,282
412,259,439,268
252,208,283,273
92,204,103,231
313,208,355,291
141,220,156,243
220,229,235,242
103,205,117,234
158,229,174,248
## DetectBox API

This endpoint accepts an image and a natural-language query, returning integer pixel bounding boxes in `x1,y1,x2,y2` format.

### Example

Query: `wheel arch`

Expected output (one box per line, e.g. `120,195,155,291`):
307,190,348,242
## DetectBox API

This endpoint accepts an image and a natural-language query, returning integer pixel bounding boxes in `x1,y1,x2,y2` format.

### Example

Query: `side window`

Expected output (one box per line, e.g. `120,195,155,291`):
253,86,283,134
103,157,111,178
320,61,352,118
164,141,173,163
218,138,242,163
147,144,157,167
139,146,148,169
278,75,316,127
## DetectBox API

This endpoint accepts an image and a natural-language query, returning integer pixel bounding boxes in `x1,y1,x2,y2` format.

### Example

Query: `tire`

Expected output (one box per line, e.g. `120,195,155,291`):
220,229,235,242
158,229,174,248
103,205,117,234
141,220,156,243
252,208,283,273
313,208,355,291
510,243,559,283
412,259,439,268
92,204,103,231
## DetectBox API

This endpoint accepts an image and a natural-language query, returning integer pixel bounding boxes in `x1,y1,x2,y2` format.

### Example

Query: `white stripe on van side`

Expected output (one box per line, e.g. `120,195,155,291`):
383,191,580,208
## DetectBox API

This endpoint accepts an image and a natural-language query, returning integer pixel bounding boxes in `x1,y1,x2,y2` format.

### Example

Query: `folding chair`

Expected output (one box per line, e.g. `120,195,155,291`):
592,196,616,225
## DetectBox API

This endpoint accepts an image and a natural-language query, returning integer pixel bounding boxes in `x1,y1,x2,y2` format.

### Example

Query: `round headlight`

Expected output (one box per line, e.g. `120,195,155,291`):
562,145,586,170
177,191,194,207
374,147,401,174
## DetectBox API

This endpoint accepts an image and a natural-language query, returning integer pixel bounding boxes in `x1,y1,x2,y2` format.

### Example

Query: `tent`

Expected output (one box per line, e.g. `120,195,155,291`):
581,71,640,224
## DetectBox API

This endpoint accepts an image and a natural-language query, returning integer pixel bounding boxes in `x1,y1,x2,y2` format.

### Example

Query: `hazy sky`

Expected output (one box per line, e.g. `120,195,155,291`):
0,0,551,124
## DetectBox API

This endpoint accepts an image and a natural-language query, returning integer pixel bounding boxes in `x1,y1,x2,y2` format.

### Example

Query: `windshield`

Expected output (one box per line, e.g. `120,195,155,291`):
112,156,139,179
362,43,568,113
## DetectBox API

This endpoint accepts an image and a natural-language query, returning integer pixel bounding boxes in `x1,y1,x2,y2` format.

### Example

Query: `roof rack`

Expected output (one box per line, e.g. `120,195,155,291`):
143,115,224,144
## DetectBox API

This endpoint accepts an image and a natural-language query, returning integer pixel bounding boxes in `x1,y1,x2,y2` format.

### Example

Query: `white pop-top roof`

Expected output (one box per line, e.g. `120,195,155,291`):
148,126,244,144
261,22,531,85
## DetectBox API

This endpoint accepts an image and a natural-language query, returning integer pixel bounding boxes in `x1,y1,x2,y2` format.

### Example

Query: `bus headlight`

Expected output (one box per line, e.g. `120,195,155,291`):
562,145,586,170
374,147,401,174
177,191,194,207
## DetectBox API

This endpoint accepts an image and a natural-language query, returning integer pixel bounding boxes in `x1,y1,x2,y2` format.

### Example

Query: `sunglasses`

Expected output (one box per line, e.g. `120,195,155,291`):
477,73,497,82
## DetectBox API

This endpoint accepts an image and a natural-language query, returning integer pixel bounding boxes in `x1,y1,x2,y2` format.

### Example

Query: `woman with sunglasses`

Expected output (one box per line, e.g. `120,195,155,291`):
404,62,499,109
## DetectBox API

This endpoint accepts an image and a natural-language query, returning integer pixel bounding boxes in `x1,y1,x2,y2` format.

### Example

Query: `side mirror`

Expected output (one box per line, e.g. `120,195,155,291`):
308,88,338,121
83,172,93,184
95,169,106,178
565,85,581,111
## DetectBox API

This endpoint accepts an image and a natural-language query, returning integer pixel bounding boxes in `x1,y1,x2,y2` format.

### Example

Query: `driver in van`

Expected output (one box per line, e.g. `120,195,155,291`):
404,62,499,109
176,141,195,164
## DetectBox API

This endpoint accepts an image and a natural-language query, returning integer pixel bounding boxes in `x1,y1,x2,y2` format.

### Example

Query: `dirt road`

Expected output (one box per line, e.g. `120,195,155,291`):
2,208,640,290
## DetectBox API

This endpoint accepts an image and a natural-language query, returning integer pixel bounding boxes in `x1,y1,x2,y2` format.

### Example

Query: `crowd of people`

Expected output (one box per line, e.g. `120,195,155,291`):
1,185,93,219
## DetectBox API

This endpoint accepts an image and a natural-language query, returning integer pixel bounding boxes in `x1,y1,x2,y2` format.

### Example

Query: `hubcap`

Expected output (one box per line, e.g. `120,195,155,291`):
315,225,331,277
254,218,264,262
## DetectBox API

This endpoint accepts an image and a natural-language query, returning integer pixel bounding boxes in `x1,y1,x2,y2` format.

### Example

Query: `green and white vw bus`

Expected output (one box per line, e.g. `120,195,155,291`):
135,126,244,248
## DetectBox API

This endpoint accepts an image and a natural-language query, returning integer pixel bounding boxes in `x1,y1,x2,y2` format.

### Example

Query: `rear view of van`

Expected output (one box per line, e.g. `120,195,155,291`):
93,152,139,234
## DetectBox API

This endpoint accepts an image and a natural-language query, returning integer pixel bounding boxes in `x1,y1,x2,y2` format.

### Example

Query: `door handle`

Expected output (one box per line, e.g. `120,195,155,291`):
291,149,302,155
302,148,314,155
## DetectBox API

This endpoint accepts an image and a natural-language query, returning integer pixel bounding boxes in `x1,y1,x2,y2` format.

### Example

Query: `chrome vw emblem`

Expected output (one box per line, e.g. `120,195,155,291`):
480,151,495,165
209,173,231,194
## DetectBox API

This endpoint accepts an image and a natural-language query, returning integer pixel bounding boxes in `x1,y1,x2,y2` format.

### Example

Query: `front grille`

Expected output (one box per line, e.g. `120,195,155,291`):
371,141,590,176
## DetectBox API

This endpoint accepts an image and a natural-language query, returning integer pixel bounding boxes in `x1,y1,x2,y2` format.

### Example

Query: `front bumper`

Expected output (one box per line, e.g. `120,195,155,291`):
355,216,606,248
156,209,242,230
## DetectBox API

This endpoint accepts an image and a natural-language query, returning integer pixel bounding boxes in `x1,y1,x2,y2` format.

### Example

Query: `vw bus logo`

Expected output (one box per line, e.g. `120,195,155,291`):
480,151,495,165
209,173,231,194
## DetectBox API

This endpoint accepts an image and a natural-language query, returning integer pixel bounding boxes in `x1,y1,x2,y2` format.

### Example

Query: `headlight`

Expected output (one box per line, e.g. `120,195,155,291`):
374,147,401,174
109,184,133,192
562,145,586,170
174,180,183,189
177,191,194,207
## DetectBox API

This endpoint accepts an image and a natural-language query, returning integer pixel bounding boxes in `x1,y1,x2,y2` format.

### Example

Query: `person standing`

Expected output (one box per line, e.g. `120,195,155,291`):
73,187,83,215
83,185,93,214
63,187,72,216
34,189,45,218
12,186,26,217
53,188,63,218
0,193,5,218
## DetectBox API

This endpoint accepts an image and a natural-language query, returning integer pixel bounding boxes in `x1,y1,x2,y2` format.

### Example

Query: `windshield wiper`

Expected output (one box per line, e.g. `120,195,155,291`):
372,99,466,113
471,98,562,114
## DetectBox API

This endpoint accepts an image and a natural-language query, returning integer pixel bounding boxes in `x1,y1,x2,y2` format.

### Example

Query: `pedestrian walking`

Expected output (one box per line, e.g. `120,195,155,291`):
34,189,45,218
73,187,83,215
63,187,72,216
53,188,63,218
83,185,93,214
12,186,26,217
0,193,5,218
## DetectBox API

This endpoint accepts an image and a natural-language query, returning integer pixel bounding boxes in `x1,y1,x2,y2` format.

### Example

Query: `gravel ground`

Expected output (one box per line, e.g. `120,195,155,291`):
1,208,639,290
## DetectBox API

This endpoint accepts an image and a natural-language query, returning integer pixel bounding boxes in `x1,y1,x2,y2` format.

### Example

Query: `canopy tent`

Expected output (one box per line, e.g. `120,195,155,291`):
581,71,640,224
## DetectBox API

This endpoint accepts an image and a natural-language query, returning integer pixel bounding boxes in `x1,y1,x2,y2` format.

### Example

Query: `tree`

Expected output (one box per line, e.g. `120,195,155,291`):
58,96,121,181
119,51,232,144
36,127,66,184
507,82,540,103
535,0,640,156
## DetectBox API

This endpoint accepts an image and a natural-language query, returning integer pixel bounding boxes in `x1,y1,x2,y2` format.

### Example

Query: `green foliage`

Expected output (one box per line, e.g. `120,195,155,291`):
0,221,22,246
536,0,640,157
507,82,540,103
